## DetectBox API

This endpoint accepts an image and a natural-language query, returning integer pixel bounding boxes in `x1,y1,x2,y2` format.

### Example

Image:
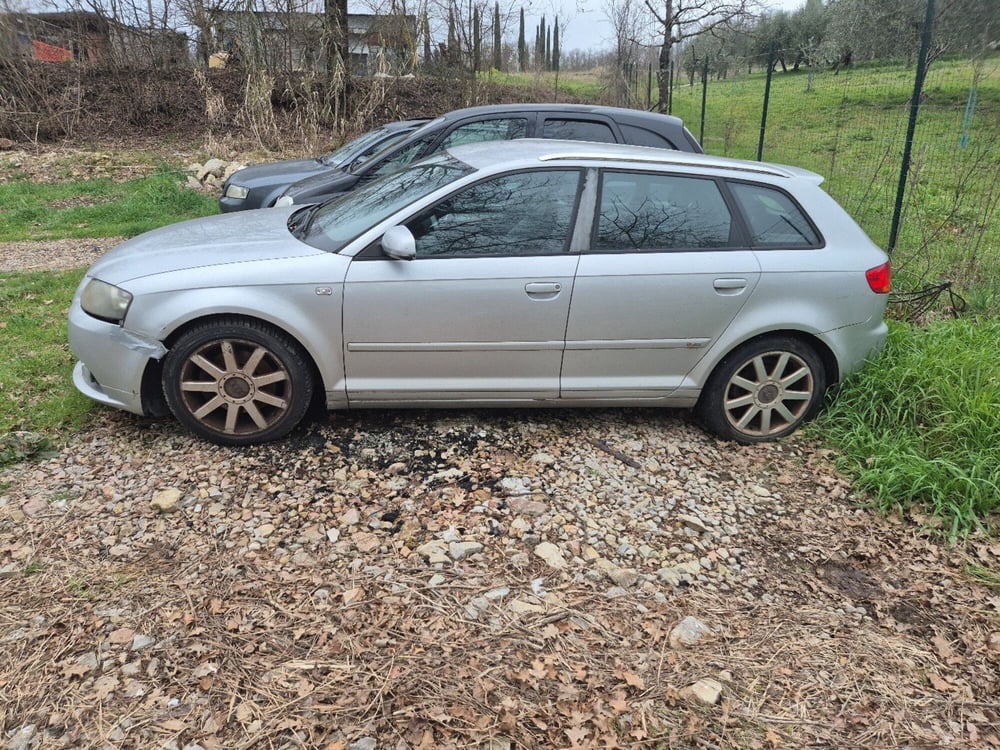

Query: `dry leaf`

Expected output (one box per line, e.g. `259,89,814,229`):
609,696,629,714
621,671,645,690
565,725,589,746
342,587,364,605
93,675,119,700
931,633,955,661
766,726,781,747
108,627,135,644
157,718,187,732
928,673,952,692
234,702,254,722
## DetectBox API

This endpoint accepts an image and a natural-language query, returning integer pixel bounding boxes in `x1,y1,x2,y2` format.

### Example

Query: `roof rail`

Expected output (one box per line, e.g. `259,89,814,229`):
537,152,795,178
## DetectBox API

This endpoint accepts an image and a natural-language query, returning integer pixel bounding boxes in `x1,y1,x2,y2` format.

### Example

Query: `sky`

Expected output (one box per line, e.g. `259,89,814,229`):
543,0,808,53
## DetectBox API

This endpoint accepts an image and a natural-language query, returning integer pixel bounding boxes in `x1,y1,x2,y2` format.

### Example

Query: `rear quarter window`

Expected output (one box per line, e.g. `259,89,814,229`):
542,119,617,144
729,182,821,248
619,124,678,150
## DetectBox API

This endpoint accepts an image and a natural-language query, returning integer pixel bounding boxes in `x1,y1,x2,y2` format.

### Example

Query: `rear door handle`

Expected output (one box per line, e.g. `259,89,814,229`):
713,278,748,295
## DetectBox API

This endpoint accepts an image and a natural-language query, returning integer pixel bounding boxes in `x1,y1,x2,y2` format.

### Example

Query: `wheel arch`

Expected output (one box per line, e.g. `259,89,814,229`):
141,312,329,416
698,328,840,399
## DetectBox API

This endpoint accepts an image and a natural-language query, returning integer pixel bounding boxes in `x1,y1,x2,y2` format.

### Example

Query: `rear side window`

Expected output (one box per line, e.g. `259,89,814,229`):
439,118,528,150
593,171,733,251
543,119,617,144
619,124,678,150
729,182,820,247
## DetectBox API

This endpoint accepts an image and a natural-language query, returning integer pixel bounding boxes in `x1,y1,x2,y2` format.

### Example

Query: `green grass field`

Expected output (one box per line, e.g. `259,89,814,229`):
0,167,217,241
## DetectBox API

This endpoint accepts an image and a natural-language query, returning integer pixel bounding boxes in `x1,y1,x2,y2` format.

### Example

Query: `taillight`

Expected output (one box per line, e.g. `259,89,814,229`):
866,261,891,294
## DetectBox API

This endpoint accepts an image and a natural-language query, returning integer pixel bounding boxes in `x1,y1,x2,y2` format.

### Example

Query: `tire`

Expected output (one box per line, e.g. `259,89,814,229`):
697,336,827,444
163,318,314,446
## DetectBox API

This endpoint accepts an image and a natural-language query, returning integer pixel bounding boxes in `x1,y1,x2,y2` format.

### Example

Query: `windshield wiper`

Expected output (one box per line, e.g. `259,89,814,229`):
287,204,321,239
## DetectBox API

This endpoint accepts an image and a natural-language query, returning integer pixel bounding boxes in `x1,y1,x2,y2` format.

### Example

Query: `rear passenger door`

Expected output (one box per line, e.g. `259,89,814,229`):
560,169,761,399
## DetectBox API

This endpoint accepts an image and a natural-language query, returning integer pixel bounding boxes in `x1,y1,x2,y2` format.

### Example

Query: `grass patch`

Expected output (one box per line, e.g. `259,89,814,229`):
0,269,93,459
0,166,217,242
813,319,1000,536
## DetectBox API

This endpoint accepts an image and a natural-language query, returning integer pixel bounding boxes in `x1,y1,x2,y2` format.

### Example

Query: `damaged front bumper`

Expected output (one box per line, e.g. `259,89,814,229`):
69,303,167,416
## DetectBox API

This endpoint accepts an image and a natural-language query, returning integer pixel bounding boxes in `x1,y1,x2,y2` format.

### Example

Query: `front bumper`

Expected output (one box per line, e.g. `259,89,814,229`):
68,303,167,416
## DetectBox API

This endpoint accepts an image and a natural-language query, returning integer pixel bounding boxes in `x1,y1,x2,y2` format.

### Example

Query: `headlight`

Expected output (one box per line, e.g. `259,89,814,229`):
80,279,133,324
225,184,249,200
274,195,294,207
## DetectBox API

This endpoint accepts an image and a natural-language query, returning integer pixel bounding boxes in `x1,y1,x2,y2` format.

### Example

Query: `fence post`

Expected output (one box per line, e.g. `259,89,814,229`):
668,59,674,114
888,0,936,256
756,43,775,161
647,62,653,110
699,56,709,147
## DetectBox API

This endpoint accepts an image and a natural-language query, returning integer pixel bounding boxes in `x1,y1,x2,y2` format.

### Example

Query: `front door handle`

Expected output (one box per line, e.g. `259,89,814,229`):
525,282,562,298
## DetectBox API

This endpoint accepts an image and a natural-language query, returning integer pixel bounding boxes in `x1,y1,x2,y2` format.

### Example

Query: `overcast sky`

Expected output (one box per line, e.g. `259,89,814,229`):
541,0,807,53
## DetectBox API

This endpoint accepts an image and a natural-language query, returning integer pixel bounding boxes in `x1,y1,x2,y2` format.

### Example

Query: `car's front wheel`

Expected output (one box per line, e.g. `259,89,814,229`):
163,318,314,445
697,336,827,443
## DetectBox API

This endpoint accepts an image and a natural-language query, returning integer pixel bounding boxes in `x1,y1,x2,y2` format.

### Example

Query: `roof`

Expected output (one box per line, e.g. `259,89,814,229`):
438,102,687,129
446,139,825,183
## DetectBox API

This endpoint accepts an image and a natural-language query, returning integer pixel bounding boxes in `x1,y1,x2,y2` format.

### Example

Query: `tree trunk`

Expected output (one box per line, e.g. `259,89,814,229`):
656,0,673,113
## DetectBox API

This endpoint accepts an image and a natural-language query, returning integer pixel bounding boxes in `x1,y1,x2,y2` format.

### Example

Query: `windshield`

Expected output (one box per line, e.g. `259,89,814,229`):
302,154,474,252
319,127,395,166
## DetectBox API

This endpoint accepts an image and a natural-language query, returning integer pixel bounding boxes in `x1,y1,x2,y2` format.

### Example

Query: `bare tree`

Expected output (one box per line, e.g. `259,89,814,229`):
644,0,755,112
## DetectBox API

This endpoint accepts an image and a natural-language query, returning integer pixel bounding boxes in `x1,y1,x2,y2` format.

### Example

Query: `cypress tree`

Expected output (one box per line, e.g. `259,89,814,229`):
517,8,526,72
493,2,502,71
473,6,481,72
553,16,559,73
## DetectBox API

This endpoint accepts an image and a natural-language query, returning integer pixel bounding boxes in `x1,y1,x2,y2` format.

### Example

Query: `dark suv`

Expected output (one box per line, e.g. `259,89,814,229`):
272,103,703,208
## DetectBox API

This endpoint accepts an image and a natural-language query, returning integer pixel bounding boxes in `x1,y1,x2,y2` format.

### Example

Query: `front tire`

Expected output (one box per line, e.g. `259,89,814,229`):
697,336,827,443
163,318,314,445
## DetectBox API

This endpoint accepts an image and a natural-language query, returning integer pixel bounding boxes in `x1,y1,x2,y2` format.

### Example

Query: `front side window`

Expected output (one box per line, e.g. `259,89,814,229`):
303,155,474,252
407,169,581,257
593,171,734,251
439,118,528,150
729,182,820,247
542,119,617,144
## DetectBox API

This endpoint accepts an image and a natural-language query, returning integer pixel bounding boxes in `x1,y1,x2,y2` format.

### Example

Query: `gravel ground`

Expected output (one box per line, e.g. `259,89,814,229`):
0,238,123,273
3,407,999,748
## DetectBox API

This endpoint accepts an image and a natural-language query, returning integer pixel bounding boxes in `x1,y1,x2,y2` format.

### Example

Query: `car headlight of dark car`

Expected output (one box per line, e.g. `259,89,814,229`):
225,184,249,200
80,279,133,324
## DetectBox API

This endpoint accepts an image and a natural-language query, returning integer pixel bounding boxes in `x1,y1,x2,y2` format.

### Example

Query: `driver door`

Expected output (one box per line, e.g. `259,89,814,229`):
342,169,583,404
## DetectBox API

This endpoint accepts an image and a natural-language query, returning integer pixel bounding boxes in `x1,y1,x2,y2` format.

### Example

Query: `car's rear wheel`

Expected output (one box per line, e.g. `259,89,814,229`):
163,319,314,445
697,336,826,443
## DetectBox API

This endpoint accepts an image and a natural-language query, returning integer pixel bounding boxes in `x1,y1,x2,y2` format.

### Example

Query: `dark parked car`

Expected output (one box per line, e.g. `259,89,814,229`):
273,103,704,208
219,119,428,212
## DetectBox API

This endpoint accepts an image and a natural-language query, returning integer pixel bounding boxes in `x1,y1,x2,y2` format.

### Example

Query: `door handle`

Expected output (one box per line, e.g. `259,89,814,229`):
713,278,747,290
525,282,562,296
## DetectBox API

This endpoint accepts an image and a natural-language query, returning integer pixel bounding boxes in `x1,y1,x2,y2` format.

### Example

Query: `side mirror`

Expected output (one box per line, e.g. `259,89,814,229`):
381,225,416,260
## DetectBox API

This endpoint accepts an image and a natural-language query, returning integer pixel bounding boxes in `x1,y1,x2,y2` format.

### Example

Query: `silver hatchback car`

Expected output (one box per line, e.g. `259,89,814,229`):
69,140,890,445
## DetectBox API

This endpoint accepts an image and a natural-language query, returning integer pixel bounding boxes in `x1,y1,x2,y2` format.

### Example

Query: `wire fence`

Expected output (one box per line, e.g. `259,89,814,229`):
662,51,1000,303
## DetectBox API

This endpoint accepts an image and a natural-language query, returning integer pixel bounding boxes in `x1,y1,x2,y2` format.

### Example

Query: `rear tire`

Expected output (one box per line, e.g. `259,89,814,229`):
697,336,827,443
163,318,314,446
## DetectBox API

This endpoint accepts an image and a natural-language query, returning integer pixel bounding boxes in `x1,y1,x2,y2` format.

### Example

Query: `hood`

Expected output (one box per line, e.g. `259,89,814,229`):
281,169,358,202
87,208,325,285
226,157,330,189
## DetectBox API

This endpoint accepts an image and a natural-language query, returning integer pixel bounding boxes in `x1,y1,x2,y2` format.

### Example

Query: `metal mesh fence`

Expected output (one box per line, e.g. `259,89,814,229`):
665,52,1000,300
